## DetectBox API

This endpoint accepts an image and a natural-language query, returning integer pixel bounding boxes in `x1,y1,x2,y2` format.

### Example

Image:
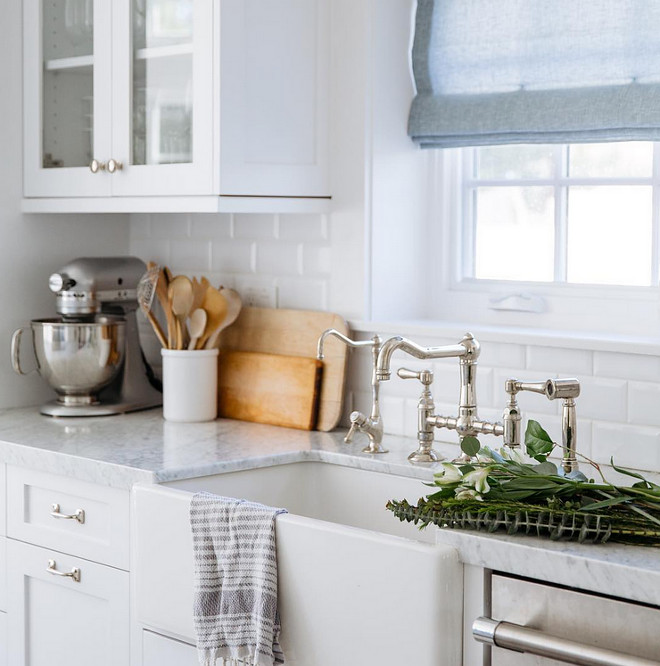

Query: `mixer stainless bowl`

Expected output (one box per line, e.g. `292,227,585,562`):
11,316,126,405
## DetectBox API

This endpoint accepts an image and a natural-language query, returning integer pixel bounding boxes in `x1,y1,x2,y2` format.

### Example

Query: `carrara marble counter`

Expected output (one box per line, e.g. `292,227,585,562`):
0,406,658,610
0,406,448,489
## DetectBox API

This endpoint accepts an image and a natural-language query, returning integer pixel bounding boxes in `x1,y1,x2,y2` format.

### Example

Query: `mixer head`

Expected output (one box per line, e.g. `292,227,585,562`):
49,257,147,317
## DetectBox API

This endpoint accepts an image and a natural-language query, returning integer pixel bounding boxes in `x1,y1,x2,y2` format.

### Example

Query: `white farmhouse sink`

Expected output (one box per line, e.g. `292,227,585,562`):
133,462,462,666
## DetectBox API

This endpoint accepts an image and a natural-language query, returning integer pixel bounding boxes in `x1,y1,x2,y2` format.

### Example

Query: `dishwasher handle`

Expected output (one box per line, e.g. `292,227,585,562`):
473,617,659,666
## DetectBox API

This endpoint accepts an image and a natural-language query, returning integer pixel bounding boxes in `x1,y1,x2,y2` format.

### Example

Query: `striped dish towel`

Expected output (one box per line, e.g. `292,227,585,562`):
190,492,288,666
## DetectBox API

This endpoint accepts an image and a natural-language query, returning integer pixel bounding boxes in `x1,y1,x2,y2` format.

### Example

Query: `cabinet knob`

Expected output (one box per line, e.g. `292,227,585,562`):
47,559,81,583
107,159,123,173
89,159,106,173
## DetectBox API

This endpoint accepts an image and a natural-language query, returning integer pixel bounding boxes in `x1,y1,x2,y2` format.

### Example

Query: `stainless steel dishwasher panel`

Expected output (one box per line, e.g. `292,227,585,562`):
489,573,660,665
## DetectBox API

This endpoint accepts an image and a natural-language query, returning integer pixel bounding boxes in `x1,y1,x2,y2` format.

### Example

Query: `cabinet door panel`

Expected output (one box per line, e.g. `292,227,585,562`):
0,611,6,666
219,0,329,197
142,630,198,666
23,0,113,197
7,540,129,666
110,0,214,195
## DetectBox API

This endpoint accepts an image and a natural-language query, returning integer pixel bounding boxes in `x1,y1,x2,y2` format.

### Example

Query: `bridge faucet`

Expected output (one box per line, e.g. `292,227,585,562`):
378,333,505,462
317,330,386,454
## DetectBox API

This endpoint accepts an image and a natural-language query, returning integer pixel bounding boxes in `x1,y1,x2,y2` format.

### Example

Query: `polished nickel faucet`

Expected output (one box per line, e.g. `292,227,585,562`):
503,378,581,474
317,330,386,454
377,333,505,462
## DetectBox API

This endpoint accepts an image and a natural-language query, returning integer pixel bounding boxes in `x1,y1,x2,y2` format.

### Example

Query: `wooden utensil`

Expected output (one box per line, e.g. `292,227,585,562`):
196,286,228,349
218,307,349,431
217,351,323,430
204,287,242,349
167,275,194,350
187,308,207,350
190,277,207,314
137,267,168,348
147,262,176,348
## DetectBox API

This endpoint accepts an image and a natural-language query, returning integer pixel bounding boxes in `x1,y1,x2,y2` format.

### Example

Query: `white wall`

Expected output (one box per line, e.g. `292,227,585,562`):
127,0,660,475
0,1,129,408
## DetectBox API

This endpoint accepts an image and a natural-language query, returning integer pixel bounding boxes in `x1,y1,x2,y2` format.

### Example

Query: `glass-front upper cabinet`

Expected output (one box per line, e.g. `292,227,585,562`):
24,0,113,196
111,0,213,195
23,0,213,198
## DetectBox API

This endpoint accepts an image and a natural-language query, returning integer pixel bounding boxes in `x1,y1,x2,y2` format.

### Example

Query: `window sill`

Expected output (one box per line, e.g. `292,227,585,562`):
348,319,660,356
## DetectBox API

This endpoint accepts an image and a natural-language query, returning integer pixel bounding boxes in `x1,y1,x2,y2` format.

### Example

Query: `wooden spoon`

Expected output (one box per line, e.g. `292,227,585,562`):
204,288,242,349
196,286,228,349
187,308,207,350
147,262,175,348
168,275,194,350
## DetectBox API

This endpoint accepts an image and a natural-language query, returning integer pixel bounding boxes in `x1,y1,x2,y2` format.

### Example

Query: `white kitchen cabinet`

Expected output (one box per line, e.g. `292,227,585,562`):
0,612,6,666
7,539,129,666
23,0,330,211
141,630,197,666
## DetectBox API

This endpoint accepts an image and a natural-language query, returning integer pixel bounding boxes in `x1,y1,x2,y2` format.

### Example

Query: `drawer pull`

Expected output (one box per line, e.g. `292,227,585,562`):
50,503,85,524
473,617,656,666
46,559,81,583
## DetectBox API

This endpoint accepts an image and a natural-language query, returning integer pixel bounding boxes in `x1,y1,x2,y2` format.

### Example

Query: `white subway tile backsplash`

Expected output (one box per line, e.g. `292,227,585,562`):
592,422,660,471
594,351,660,383
379,395,406,437
211,240,255,274
256,242,301,276
277,277,327,310
478,341,526,369
150,214,191,238
233,214,276,240
278,214,328,242
131,239,170,267
576,376,627,423
191,213,232,239
302,244,332,276
130,214,150,240
628,381,660,427
526,345,593,376
170,240,212,271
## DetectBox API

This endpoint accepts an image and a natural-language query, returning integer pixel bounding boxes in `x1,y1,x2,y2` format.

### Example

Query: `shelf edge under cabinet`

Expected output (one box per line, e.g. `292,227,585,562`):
21,195,332,215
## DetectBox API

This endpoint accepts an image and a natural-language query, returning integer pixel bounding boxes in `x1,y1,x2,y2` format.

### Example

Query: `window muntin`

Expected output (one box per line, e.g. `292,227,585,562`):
462,142,658,289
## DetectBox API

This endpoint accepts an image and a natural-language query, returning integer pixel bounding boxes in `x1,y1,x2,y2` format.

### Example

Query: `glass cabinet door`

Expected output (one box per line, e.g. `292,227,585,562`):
24,0,113,197
111,0,214,196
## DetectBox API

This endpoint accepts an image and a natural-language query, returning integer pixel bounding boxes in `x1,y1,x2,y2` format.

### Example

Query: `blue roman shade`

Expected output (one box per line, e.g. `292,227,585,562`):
409,0,660,148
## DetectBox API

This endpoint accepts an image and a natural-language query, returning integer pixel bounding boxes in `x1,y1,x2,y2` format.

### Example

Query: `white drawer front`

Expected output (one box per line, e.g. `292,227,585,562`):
7,466,129,570
491,574,660,665
0,464,6,537
142,631,197,666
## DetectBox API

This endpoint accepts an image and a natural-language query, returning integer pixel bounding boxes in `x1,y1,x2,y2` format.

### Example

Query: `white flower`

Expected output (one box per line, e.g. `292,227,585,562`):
434,463,462,485
462,467,491,494
455,487,482,501
499,446,525,463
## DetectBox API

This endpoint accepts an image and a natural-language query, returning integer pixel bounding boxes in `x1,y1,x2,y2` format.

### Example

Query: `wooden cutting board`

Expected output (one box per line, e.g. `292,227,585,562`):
217,351,323,430
218,307,349,431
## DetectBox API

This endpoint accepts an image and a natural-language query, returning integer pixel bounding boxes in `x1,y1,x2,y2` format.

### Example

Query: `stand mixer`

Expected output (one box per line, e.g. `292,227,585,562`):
12,256,162,417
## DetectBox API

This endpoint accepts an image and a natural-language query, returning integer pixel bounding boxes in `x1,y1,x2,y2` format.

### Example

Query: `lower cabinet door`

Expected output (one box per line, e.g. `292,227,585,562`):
7,540,129,666
0,611,6,666
142,630,198,666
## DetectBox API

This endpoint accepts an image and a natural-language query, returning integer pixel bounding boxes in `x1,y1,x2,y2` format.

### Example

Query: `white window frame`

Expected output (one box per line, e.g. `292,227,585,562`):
432,147,660,338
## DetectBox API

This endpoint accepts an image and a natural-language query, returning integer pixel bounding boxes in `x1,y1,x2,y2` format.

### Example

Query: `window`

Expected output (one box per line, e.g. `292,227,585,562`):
433,143,660,337
462,142,657,288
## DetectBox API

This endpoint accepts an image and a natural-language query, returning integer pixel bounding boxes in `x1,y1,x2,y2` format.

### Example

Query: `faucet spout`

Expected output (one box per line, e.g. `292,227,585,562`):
376,333,478,381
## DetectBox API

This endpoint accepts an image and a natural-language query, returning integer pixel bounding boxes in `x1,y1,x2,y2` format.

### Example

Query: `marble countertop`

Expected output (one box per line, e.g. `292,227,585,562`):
0,406,657,607
0,406,450,489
